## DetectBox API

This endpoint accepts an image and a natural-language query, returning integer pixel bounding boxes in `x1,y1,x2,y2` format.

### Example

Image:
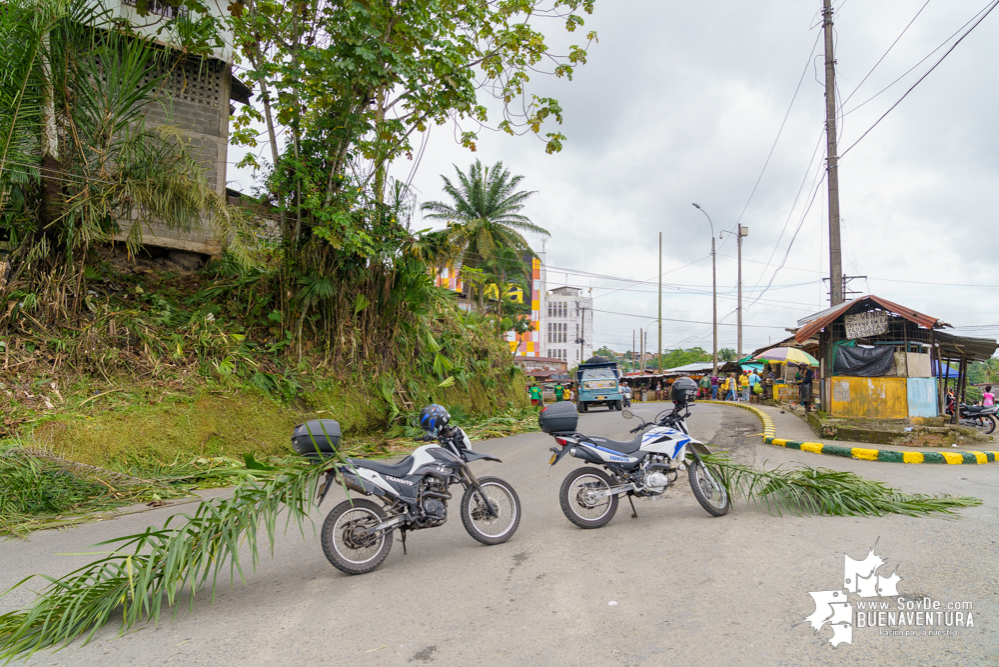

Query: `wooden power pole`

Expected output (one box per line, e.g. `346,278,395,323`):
658,232,662,374
823,0,844,306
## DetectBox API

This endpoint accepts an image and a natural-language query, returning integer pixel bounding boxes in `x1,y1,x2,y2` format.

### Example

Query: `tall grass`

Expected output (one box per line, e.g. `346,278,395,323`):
0,440,253,536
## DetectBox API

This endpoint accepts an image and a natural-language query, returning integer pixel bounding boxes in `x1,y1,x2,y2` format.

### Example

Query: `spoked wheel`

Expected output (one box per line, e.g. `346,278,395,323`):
321,498,392,575
972,415,996,435
559,467,618,529
688,460,730,517
461,476,521,545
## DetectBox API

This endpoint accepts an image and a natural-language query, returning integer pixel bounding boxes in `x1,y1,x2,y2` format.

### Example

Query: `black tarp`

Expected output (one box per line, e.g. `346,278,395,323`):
834,345,895,376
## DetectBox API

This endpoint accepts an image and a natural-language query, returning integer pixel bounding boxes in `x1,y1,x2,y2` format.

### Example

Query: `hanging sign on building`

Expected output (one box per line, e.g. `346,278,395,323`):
844,311,889,340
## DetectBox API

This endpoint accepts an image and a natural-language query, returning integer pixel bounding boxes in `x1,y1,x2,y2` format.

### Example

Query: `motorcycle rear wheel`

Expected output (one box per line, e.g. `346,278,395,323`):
461,476,521,545
688,460,730,517
560,467,618,528
322,498,393,575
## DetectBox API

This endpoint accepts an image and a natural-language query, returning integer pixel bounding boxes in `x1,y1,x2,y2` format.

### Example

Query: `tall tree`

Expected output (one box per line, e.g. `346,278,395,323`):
421,160,548,265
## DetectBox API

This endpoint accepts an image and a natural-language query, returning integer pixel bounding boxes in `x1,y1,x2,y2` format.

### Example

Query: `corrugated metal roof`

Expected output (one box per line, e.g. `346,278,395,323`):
794,295,947,344
935,331,997,362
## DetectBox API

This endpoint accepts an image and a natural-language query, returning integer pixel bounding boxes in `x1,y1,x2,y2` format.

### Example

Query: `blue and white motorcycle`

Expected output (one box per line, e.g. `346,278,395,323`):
542,383,729,528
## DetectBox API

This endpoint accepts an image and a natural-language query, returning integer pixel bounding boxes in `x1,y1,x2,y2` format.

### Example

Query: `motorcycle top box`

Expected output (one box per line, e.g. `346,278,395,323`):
539,402,578,434
670,376,698,403
291,419,342,456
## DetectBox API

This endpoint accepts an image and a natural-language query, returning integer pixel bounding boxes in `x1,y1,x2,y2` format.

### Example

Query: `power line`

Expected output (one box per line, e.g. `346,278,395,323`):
840,0,997,120
587,307,790,329
746,140,829,312
743,127,826,305
840,0,999,158
732,30,822,230
837,0,933,114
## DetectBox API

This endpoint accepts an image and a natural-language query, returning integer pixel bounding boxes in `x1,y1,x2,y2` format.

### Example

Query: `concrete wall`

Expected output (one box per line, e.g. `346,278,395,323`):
830,376,909,419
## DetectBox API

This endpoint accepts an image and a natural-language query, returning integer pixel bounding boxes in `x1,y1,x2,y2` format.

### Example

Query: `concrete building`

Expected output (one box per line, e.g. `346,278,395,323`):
543,286,593,365
109,0,251,255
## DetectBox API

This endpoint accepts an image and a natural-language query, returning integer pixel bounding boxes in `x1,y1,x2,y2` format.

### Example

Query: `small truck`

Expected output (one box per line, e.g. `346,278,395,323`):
575,359,623,413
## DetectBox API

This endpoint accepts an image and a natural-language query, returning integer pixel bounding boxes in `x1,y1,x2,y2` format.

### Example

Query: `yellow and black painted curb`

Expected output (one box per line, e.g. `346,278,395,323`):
699,400,999,465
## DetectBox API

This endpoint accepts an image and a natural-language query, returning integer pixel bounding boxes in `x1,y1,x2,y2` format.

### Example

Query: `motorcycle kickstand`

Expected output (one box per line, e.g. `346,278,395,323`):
399,528,408,555
627,493,638,519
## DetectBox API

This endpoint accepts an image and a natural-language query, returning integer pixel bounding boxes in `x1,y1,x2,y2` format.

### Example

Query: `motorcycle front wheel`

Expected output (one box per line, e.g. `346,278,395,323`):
973,415,997,435
461,476,521,545
560,467,618,528
688,460,730,517
321,498,393,575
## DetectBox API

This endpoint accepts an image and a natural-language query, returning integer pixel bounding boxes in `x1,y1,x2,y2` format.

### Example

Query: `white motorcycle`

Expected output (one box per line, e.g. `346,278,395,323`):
539,379,729,528
293,418,521,574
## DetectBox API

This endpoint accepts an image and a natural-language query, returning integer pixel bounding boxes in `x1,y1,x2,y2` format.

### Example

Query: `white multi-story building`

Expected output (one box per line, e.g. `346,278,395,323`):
543,286,593,365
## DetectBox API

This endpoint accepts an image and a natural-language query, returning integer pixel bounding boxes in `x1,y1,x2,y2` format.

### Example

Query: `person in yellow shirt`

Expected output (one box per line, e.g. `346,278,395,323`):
739,371,750,402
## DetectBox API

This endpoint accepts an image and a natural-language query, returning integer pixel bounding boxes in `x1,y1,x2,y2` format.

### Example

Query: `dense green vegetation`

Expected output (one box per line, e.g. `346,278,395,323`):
1,0,599,453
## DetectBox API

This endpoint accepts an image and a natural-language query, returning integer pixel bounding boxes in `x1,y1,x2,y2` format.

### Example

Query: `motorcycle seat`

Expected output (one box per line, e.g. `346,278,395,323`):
963,405,983,413
582,434,644,455
345,456,414,477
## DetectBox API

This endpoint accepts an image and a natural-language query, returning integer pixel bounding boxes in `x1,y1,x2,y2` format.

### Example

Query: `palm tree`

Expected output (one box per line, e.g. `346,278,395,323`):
420,160,549,266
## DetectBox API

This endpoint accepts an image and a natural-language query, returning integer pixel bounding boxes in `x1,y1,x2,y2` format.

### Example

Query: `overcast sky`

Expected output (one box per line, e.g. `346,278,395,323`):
229,0,999,358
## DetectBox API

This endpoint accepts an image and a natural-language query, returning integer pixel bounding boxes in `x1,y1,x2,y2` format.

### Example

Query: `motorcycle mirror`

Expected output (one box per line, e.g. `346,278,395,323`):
621,410,634,419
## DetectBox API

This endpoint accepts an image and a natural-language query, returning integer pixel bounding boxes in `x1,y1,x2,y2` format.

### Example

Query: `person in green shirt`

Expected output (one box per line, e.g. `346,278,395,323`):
698,375,711,399
529,384,543,407
553,382,564,402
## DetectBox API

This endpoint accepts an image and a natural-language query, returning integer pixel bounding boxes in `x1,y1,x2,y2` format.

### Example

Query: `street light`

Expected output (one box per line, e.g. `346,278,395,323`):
720,224,749,360
692,203,717,375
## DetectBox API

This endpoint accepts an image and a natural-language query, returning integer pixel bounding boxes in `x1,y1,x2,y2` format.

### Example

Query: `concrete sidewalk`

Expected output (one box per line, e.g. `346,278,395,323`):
752,403,996,453
703,399,999,464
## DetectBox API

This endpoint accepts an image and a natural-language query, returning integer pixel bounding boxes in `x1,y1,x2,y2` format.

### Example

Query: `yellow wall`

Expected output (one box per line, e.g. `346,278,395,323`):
830,376,908,419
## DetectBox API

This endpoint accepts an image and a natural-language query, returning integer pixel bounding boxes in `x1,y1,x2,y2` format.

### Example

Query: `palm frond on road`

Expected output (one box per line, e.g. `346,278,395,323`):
706,456,982,517
0,460,328,662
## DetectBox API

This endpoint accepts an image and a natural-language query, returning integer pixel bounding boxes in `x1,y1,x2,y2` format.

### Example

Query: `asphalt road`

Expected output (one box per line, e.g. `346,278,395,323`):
2,403,997,666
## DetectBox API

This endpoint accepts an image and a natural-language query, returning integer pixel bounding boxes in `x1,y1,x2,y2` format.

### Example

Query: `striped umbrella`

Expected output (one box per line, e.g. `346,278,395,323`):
754,347,819,366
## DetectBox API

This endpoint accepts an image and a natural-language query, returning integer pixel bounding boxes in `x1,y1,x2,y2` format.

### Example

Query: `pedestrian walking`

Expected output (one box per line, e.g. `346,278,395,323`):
563,384,572,402
698,375,711,400
529,383,543,407
554,382,564,402
984,385,995,407
748,369,761,404
710,374,719,400
799,366,814,412
739,371,750,402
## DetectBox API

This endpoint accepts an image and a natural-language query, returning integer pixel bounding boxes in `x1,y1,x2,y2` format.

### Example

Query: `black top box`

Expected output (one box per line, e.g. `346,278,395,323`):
291,419,342,456
538,402,578,434
670,377,698,403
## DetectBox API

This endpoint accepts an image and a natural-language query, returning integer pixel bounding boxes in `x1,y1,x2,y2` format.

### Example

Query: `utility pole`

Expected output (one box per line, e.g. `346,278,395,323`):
658,232,662,375
640,330,645,374
721,224,749,359
578,304,586,365
633,329,636,374
693,204,718,375
823,0,844,306
711,234,717,374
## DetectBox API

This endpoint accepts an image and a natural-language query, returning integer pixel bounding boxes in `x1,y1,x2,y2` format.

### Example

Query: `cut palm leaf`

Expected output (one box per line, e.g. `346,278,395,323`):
703,456,982,517
0,461,329,662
